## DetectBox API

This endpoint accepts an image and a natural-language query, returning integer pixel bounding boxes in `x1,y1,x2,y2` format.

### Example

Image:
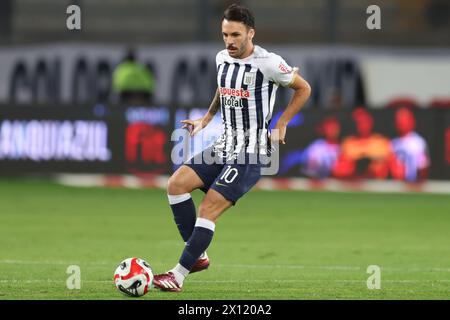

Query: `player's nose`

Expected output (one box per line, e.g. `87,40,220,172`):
226,40,234,47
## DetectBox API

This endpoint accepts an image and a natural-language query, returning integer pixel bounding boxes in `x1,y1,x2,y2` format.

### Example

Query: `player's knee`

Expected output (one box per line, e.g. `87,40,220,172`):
167,175,188,195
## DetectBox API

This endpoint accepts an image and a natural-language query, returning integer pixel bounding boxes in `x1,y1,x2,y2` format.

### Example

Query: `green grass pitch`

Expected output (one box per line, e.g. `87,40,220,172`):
0,178,449,300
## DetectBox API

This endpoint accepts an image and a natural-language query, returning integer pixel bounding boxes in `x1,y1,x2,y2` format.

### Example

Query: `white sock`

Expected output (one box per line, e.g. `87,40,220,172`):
169,263,189,286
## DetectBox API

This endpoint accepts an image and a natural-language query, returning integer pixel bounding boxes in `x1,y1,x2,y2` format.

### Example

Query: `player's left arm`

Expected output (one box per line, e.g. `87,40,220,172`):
181,88,220,136
272,74,311,144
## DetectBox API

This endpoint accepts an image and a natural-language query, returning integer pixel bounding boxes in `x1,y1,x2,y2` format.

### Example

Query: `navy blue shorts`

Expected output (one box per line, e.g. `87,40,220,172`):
184,147,263,204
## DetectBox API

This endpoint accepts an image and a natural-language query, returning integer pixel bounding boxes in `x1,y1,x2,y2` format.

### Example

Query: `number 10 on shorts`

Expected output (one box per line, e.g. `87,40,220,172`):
220,166,239,183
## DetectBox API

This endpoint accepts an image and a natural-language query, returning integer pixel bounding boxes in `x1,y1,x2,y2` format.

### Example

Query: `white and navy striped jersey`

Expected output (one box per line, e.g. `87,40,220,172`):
213,45,298,156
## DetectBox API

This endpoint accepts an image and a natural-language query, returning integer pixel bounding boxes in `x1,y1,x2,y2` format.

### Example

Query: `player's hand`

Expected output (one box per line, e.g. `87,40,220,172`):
180,118,205,136
271,123,287,145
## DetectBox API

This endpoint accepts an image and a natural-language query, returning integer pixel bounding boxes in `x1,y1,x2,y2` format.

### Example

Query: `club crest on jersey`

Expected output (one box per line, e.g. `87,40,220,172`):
243,72,256,85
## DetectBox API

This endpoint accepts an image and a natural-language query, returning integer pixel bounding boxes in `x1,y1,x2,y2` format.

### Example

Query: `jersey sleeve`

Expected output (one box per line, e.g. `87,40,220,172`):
262,54,298,87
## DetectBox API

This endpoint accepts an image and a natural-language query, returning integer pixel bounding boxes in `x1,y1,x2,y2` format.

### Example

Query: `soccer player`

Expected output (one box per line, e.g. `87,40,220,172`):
333,108,392,179
153,4,311,292
390,107,429,181
281,117,341,179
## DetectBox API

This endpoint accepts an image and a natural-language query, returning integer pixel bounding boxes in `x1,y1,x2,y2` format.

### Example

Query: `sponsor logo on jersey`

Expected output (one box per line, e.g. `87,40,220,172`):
222,95,244,109
278,62,292,74
219,87,250,98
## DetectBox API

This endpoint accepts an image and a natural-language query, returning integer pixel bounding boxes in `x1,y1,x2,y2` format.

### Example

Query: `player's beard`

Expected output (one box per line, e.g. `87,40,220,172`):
228,37,249,59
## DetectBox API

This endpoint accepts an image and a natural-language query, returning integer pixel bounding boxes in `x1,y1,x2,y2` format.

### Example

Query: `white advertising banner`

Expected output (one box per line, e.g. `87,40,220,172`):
0,43,449,108
361,57,450,108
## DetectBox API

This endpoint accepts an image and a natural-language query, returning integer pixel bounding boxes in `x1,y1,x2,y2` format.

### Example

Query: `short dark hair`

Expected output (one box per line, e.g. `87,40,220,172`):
223,4,255,29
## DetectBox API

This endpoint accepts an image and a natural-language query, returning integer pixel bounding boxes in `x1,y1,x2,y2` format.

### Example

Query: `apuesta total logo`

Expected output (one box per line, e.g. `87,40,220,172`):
219,87,251,98
219,87,251,110
222,96,244,109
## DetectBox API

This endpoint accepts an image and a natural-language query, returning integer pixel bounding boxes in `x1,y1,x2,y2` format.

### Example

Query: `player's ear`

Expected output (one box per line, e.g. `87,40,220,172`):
248,28,255,40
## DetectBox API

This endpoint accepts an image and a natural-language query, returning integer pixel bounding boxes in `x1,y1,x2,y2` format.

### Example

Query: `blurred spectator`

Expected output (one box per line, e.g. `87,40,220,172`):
430,98,450,109
390,107,429,181
386,97,419,109
112,48,155,105
333,108,393,179
281,117,341,179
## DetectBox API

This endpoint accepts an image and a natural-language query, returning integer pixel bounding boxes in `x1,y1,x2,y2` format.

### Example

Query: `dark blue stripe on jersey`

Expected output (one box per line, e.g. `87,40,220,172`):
229,64,240,153
266,80,274,154
255,70,264,153
230,63,240,88
241,64,252,151
266,131,272,156
220,63,230,153
266,81,274,129
220,62,230,86
255,71,264,129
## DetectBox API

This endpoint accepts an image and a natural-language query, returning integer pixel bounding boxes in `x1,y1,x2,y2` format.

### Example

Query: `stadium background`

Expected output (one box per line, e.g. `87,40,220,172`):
0,0,449,300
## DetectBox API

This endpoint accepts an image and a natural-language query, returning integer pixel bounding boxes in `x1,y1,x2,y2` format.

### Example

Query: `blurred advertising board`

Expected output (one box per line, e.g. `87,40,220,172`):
0,104,449,181
271,108,448,181
0,105,171,175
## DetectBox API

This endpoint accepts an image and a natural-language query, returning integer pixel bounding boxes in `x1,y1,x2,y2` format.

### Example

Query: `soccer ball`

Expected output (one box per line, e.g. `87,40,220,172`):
114,257,153,297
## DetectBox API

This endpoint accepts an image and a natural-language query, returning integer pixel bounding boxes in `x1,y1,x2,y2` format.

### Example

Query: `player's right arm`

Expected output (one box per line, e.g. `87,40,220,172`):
181,88,220,136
